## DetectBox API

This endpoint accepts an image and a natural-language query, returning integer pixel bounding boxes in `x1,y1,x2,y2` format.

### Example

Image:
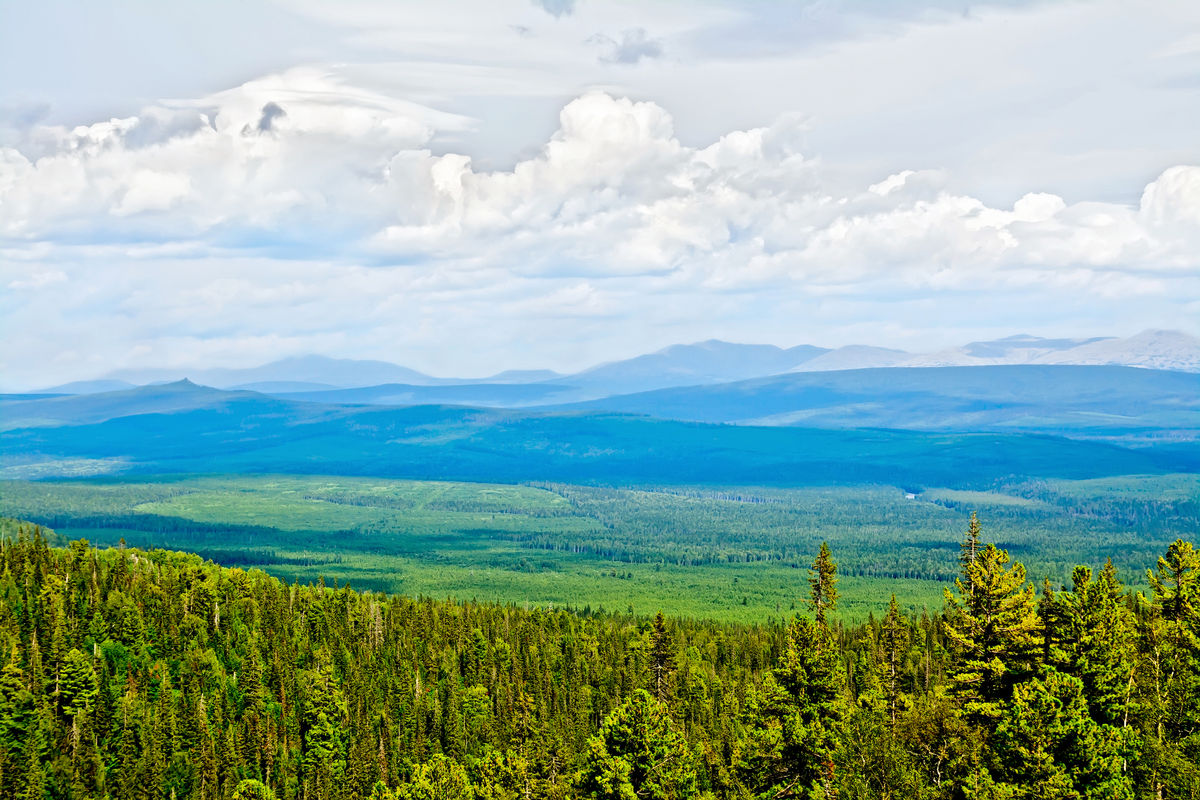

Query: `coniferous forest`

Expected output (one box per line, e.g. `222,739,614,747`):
1,518,1198,800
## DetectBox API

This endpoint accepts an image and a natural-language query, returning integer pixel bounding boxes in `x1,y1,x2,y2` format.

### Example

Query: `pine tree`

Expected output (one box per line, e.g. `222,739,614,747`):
942,542,1041,726
878,594,909,727
1138,539,1200,800
577,690,695,800
739,616,843,798
115,693,141,800
232,778,276,800
394,754,473,800
1148,538,1200,624
59,648,98,721
1041,561,1137,727
809,542,839,627
960,512,982,599
988,671,1132,798
648,612,676,704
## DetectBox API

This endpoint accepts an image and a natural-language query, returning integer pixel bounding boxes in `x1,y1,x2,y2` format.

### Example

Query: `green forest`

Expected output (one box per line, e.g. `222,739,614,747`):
1,516,1198,799
3,474,1196,621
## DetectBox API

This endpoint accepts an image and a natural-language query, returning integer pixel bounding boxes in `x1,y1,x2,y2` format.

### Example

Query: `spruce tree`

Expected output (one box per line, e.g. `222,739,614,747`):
577,690,695,800
648,612,676,704
942,542,1041,726
1149,538,1200,624
739,616,843,798
879,594,909,727
1138,538,1200,799
809,542,839,627
960,512,982,599
1041,561,1137,727
988,671,1132,798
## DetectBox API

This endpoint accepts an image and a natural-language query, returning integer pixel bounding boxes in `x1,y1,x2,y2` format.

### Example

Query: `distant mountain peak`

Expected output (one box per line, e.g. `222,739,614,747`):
34,329,1200,400
103,355,438,390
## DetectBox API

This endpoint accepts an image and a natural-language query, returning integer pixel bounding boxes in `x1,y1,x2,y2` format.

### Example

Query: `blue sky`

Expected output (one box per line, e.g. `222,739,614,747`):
2,0,1199,387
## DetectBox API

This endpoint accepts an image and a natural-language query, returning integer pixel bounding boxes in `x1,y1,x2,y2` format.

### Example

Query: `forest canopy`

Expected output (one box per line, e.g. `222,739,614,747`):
0,521,1197,799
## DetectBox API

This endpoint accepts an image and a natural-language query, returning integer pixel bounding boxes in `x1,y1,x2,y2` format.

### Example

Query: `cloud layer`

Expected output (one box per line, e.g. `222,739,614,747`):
1,0,1199,388
4,72,1199,283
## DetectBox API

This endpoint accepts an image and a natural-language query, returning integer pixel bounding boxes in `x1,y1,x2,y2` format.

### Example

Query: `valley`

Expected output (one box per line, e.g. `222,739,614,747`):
3,472,1195,621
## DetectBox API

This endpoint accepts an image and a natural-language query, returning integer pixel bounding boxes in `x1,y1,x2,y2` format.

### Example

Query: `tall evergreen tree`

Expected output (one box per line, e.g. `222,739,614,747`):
577,690,695,800
987,671,1132,799
960,512,982,600
1149,539,1200,624
739,616,843,798
1041,561,1137,727
649,612,676,705
943,543,1041,726
1138,539,1200,800
809,543,839,628
878,594,909,727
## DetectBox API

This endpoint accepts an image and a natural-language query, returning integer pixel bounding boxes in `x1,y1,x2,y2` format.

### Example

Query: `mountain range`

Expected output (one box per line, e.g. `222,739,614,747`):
5,326,1199,489
3,375,1197,488
36,330,1200,400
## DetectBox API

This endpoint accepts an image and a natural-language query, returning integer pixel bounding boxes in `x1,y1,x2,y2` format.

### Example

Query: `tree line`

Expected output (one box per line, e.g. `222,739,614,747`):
0,512,1197,799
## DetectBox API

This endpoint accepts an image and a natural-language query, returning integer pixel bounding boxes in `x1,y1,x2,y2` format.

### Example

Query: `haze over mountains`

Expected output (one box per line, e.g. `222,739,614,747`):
5,329,1198,486
3,375,1197,488
35,330,1200,400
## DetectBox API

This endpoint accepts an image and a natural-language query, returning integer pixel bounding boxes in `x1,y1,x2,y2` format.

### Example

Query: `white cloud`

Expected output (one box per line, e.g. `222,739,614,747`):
1,69,1199,388
1140,165,1200,229
113,170,191,216
6,78,1197,290
869,171,915,196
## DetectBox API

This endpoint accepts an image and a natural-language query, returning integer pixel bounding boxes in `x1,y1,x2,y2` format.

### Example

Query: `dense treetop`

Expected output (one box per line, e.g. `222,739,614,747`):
0,521,1197,799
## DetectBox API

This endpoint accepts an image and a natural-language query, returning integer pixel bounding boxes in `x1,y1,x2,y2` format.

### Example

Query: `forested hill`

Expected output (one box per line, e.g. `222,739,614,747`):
2,524,1199,799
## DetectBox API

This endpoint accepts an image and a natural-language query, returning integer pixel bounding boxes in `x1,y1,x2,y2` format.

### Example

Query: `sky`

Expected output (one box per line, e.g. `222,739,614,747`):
2,0,1200,388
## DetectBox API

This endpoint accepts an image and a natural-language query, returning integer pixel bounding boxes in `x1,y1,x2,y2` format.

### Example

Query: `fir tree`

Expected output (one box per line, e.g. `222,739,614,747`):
878,594,910,727
988,670,1132,798
942,543,1041,726
648,612,676,705
960,512,982,599
1148,538,1200,624
577,690,695,800
809,542,839,627
739,615,843,798
1041,561,1137,727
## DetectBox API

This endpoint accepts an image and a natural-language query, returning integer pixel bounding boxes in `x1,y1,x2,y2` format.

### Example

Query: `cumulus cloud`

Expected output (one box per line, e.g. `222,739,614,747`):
1,73,1199,387
2,77,1199,286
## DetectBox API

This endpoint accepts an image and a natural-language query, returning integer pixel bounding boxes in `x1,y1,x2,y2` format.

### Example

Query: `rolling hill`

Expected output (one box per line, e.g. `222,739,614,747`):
552,365,1200,441
2,379,1196,487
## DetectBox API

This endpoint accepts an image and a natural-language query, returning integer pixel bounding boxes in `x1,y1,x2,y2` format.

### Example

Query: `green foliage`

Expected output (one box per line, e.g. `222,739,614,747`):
648,612,676,704
988,670,1132,799
577,690,695,800
1041,561,1137,726
809,542,838,627
59,649,97,719
0,521,1197,799
5,473,1196,624
233,780,277,800
395,754,474,800
943,542,1041,725
738,616,843,798
1149,539,1200,623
